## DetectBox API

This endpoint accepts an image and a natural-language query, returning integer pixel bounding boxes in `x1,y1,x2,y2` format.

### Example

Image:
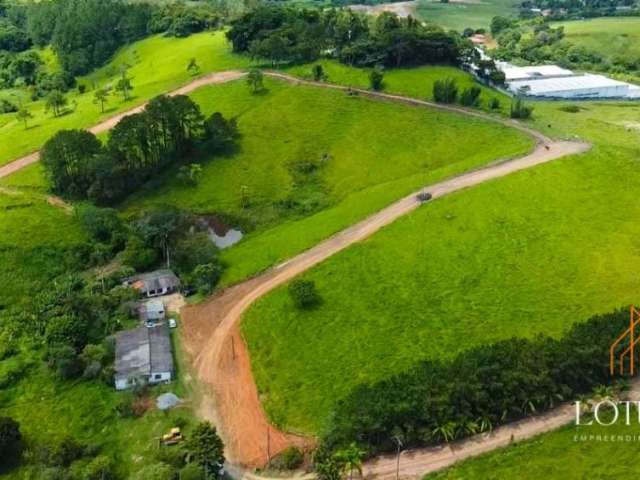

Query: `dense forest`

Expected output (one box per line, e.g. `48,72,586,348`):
0,0,224,99
520,0,639,19
227,6,469,67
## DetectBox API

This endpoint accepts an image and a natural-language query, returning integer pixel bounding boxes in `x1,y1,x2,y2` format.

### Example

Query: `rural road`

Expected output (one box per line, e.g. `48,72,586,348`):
0,68,592,476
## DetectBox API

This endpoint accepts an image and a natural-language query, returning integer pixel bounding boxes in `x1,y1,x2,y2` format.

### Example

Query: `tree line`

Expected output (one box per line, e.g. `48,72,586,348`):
227,6,469,68
324,309,630,454
41,94,239,204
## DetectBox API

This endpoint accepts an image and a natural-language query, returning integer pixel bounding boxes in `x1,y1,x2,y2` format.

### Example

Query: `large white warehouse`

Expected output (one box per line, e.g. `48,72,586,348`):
498,62,640,100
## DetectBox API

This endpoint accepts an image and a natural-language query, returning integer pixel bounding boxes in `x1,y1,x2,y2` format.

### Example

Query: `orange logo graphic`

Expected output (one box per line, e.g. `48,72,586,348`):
610,306,640,375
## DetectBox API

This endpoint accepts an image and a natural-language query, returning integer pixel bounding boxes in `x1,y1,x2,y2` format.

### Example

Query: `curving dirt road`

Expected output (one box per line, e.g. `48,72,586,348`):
0,69,591,476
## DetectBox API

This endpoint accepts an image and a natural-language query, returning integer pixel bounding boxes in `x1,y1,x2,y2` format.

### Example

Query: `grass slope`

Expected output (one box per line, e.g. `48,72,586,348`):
242,99,640,434
415,0,520,31
0,31,250,166
123,77,532,284
556,17,640,67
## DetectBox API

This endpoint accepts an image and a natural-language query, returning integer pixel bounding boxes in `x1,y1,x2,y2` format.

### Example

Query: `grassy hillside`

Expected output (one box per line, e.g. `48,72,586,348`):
241,98,640,434
556,17,640,66
121,77,532,284
415,0,520,31
0,31,251,166
427,412,640,479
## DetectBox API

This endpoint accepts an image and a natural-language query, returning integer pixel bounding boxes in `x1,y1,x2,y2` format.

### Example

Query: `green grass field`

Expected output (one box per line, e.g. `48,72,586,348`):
241,98,640,433
122,76,531,285
415,0,519,31
0,30,251,166
428,411,640,479
555,17,640,66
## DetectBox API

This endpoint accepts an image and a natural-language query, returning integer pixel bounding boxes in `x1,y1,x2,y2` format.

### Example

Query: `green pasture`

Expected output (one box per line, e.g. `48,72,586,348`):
415,0,520,31
241,99,640,433
555,17,640,66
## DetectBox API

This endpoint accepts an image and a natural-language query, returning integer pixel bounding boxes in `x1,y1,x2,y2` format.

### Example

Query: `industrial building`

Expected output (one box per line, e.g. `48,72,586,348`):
498,62,640,100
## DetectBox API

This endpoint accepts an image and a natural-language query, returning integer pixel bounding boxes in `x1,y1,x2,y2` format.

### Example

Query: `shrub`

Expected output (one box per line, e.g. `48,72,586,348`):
273,446,304,470
131,463,176,480
510,97,533,119
488,97,501,110
83,455,116,480
0,416,23,467
288,279,321,309
180,463,205,480
325,309,629,453
432,78,458,103
369,66,384,91
312,64,326,81
459,86,481,107
559,105,581,113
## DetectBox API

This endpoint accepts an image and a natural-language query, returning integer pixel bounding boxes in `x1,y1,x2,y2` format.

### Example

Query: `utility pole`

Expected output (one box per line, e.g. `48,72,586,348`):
392,435,403,480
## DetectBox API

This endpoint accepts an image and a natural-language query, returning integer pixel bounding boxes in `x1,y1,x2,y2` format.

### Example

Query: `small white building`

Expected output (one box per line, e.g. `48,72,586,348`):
114,323,174,390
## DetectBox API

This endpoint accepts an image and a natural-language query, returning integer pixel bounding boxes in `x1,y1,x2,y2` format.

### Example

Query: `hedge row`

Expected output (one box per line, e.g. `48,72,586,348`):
325,309,630,452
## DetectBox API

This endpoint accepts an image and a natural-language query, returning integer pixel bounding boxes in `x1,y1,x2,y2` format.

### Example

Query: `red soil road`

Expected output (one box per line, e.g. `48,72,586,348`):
182,141,590,469
0,70,246,179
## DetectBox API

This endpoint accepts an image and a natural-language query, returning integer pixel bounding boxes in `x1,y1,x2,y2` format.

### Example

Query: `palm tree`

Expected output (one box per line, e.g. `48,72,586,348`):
93,87,110,113
336,443,366,480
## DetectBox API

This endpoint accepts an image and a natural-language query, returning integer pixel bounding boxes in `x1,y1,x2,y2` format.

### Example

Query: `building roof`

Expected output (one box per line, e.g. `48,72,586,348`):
128,270,180,294
115,323,174,381
509,74,631,96
500,64,575,82
145,298,165,312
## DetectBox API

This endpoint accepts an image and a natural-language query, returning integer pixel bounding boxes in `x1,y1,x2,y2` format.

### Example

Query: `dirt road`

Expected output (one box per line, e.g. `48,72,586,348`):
181,136,589,468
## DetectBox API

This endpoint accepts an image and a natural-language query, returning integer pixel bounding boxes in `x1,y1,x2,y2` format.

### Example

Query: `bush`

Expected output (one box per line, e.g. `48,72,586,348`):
488,97,501,110
312,64,325,81
325,309,629,453
459,86,481,107
510,97,533,119
131,463,176,480
180,463,205,480
273,446,304,470
559,105,581,113
369,66,384,91
288,279,321,309
432,78,458,103
0,416,23,468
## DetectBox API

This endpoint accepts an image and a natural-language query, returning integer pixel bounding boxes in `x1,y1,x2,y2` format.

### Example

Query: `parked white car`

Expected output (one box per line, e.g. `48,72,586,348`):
168,318,177,328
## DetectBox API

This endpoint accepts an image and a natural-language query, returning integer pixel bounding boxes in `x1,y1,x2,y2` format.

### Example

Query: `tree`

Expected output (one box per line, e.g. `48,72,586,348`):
187,57,201,76
45,89,67,117
490,16,514,36
180,463,205,480
16,107,33,129
93,87,110,113
433,78,458,104
488,97,501,110
246,69,264,94
115,68,133,101
184,422,225,479
369,66,384,91
41,129,103,198
122,235,158,271
288,279,321,309
191,263,224,295
0,416,22,468
77,204,123,244
204,112,240,152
